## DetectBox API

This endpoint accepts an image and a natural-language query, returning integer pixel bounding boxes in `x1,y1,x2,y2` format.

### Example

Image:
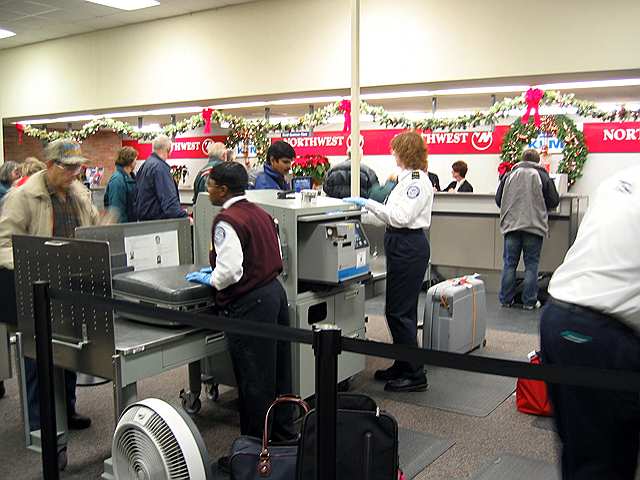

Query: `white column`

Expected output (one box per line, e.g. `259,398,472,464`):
350,0,361,197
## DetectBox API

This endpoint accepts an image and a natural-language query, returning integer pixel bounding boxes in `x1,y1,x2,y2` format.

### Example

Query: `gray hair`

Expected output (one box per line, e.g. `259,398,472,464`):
0,161,19,183
207,142,227,159
152,135,172,153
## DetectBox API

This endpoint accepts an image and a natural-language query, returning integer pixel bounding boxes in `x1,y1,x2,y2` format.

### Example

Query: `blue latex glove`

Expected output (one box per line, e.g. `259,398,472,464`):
199,266,212,274
185,271,212,286
343,197,367,207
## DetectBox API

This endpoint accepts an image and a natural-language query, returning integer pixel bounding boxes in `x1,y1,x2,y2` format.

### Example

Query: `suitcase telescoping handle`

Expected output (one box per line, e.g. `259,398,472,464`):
258,395,310,477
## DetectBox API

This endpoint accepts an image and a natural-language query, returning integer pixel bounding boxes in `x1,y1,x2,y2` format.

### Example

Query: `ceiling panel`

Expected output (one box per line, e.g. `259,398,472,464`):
0,0,258,49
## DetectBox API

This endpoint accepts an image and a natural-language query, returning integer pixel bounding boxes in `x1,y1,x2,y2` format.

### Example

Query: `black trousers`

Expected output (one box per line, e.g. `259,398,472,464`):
541,299,640,480
224,279,293,439
384,229,430,375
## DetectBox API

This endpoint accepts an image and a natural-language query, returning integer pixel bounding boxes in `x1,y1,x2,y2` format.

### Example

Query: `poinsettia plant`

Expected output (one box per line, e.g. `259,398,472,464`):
291,154,330,183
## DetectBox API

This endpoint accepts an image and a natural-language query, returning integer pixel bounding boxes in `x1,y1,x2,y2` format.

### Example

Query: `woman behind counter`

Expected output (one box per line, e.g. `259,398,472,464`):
445,160,473,192
344,131,432,392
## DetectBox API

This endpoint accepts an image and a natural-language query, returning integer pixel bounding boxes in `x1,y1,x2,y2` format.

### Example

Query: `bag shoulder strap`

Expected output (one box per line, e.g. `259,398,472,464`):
258,395,310,476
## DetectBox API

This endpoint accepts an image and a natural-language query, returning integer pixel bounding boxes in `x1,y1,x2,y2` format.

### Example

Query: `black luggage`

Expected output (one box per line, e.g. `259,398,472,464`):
297,393,399,480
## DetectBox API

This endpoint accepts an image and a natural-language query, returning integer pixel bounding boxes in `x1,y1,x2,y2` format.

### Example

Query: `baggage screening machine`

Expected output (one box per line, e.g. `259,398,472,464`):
194,190,369,398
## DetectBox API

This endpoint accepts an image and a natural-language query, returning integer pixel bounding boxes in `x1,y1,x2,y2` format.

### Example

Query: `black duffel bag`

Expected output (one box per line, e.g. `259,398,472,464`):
297,393,400,480
230,395,310,480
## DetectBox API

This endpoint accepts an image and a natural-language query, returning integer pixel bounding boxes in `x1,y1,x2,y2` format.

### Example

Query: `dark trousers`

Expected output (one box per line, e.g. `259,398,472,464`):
384,229,429,376
499,231,543,306
224,279,293,439
25,358,77,431
540,299,640,480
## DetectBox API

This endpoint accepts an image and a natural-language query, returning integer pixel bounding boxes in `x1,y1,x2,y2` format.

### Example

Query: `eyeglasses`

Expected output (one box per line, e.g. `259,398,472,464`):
55,162,83,175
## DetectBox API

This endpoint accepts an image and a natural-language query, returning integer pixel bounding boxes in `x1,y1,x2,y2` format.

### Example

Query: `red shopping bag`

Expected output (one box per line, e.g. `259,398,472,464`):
516,351,553,416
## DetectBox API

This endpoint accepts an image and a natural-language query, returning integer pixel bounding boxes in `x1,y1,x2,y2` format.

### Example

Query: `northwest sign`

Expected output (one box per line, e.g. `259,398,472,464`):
272,127,508,156
123,136,227,160
583,122,640,153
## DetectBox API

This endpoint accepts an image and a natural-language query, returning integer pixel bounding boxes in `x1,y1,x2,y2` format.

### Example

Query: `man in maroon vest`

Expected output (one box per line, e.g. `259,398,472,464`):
186,162,293,469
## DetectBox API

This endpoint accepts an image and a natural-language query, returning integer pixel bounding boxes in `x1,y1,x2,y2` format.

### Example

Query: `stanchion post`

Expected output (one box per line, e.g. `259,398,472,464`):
33,281,59,480
312,324,341,480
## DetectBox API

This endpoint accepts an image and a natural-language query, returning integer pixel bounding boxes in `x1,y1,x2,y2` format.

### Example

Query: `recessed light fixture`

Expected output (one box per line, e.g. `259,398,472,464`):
0,28,16,39
85,0,160,11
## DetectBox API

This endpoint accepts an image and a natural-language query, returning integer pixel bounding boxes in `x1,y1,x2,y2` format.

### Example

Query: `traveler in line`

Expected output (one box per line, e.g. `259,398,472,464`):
104,146,138,223
136,134,188,220
192,142,228,204
495,149,559,309
0,161,19,203
254,141,294,190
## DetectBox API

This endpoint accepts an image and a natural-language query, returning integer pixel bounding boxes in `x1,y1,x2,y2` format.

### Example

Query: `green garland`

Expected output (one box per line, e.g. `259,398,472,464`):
20,90,639,166
500,115,588,186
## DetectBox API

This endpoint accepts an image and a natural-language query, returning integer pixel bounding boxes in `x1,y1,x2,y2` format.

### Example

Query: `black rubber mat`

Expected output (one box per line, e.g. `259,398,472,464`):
357,366,516,417
470,454,560,480
399,427,454,479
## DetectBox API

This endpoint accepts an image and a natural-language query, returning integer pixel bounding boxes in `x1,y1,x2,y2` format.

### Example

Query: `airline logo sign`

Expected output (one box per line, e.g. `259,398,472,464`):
123,136,227,159
528,134,565,153
273,127,508,155
583,122,640,153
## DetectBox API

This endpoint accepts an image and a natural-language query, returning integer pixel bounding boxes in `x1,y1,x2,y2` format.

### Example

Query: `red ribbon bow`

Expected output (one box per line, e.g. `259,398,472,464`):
202,108,214,134
521,88,544,127
498,161,513,177
339,99,352,133
15,123,24,145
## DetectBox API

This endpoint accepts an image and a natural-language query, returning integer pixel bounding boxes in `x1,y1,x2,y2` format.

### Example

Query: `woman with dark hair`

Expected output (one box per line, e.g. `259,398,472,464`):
104,146,138,223
344,131,433,392
445,160,474,192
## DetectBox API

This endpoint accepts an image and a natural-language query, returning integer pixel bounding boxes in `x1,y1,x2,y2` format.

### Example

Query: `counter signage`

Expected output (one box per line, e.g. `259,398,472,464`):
273,126,509,156
583,122,640,153
123,136,227,159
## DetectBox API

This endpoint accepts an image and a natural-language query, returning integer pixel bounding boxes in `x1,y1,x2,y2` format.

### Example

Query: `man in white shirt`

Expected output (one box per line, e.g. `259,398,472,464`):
541,166,640,480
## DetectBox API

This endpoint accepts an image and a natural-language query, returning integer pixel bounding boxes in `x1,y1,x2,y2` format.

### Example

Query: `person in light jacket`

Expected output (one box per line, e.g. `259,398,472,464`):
0,139,113,433
495,149,559,309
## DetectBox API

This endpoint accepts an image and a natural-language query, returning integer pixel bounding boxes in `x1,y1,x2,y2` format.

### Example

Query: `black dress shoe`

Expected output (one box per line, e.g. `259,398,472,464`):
218,455,231,474
67,411,91,430
374,364,403,382
384,374,428,393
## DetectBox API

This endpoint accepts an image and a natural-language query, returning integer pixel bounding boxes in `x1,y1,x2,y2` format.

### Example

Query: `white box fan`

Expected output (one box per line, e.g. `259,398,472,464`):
112,398,213,480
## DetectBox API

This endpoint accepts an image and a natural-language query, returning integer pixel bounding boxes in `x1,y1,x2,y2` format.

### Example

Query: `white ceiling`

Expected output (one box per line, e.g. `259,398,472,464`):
0,0,257,49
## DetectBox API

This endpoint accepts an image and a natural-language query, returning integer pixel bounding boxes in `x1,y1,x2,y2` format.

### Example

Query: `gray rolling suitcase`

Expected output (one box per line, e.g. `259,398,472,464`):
112,264,215,327
423,275,487,353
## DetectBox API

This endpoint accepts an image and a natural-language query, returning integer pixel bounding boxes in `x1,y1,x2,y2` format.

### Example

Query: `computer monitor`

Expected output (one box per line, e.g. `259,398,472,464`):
291,176,313,192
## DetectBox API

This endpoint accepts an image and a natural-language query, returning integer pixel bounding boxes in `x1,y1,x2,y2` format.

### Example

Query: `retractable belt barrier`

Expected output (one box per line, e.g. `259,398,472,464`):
33,285,640,480
50,288,640,393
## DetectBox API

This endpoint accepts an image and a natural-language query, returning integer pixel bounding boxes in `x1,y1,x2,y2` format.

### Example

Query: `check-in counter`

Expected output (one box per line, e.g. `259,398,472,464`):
430,193,588,273
364,192,588,294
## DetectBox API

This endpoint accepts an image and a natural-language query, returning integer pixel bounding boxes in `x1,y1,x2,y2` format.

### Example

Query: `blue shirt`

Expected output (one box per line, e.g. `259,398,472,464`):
254,164,290,190
135,153,187,220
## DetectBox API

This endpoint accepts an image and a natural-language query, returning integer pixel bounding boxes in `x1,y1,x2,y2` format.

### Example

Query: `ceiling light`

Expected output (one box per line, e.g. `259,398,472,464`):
536,79,640,90
0,28,16,39
85,0,160,11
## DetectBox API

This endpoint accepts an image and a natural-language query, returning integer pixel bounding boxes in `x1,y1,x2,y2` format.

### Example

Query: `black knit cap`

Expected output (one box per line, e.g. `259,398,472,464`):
210,162,248,194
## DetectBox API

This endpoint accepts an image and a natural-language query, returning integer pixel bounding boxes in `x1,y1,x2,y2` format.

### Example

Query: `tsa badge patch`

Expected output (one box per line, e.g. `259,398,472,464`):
406,185,421,199
214,225,226,246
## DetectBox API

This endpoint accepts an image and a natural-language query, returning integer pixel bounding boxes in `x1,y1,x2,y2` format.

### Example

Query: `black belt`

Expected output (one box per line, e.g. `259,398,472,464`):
385,226,424,234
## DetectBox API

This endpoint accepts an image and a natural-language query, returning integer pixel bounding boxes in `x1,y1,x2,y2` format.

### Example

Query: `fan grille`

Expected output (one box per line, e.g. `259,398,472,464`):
113,406,190,480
